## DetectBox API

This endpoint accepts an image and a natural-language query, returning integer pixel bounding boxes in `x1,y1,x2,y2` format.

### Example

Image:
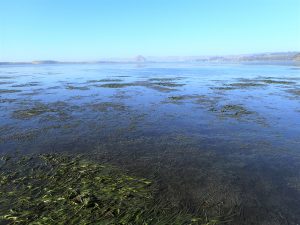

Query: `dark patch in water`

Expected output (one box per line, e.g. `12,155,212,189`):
12,82,41,87
12,101,72,121
0,81,15,85
0,89,22,94
87,79,123,83
66,85,90,90
97,83,135,88
88,102,128,112
219,104,253,117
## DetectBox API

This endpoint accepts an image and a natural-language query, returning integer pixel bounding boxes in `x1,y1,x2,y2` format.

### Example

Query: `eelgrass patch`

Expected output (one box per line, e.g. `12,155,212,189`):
97,83,136,88
11,82,41,87
257,79,296,85
0,98,17,104
98,81,182,92
12,101,72,121
151,82,185,87
0,81,15,85
87,79,123,83
165,95,201,104
208,104,258,121
219,104,253,117
213,77,298,91
88,102,128,112
0,89,22,94
148,77,184,82
66,85,90,90
0,154,215,225
286,88,300,97
12,103,54,119
0,128,40,142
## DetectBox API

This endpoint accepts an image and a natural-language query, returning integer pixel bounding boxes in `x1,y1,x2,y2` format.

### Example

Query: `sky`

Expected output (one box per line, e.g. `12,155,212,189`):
0,0,300,61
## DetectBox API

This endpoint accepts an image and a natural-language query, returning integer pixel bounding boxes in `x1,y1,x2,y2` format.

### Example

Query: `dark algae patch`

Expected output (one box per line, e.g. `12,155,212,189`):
169,96,190,101
98,81,181,92
88,102,128,112
98,83,136,88
12,104,53,119
148,77,184,82
12,101,72,121
0,81,15,85
212,82,265,91
152,82,185,87
287,88,300,97
229,82,265,88
66,85,90,90
87,79,123,83
11,82,41,87
257,79,296,85
0,89,22,94
219,104,253,117
0,154,215,225
213,77,298,91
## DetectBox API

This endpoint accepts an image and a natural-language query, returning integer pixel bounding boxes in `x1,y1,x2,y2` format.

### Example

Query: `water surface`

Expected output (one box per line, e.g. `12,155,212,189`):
0,62,300,224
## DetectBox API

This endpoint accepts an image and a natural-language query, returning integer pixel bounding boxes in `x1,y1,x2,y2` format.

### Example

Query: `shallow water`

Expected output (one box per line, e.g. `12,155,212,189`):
0,62,300,224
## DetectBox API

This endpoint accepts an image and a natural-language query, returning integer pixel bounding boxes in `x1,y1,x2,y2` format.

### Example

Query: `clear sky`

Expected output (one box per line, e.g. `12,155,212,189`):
0,0,300,61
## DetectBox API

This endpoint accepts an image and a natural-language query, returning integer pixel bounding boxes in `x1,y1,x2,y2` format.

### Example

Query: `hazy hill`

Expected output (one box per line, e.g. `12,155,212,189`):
293,53,300,61
1,52,299,65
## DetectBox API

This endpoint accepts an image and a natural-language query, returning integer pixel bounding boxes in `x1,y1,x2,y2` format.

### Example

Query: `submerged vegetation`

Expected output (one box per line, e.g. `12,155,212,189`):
11,82,41,87
87,79,123,83
219,104,253,117
287,88,300,97
148,77,183,82
66,85,90,90
98,83,136,88
0,89,22,94
1,65,300,224
152,82,185,87
0,154,216,225
12,101,72,121
12,103,54,119
88,102,128,112
97,79,185,92
213,77,299,91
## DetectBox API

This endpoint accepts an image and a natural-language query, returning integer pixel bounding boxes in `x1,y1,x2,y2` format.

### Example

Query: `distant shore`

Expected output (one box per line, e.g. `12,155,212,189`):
1,52,299,65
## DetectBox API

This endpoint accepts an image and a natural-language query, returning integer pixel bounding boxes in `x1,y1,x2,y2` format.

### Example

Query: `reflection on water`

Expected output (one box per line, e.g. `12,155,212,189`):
0,63,300,224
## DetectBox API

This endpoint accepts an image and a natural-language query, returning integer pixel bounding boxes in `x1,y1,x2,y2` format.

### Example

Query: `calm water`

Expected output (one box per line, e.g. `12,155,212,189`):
1,62,300,224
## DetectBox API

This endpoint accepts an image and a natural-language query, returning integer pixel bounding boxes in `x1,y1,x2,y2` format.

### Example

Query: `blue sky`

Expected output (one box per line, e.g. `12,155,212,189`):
0,0,300,61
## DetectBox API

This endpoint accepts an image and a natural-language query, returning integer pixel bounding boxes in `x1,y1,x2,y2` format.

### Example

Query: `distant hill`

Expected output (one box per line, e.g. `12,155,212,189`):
1,52,299,65
237,52,299,62
135,55,147,62
293,53,300,61
192,52,300,62
32,60,59,64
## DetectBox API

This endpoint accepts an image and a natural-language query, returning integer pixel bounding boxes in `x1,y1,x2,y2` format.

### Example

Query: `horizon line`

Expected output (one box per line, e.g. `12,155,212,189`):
1,51,300,64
